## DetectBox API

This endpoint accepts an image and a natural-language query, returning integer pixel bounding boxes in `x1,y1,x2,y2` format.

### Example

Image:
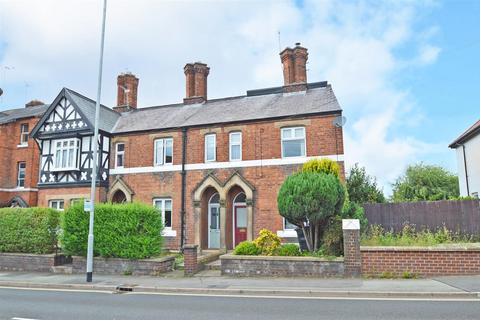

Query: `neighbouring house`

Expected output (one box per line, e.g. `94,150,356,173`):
1,43,345,251
0,100,48,207
449,119,480,198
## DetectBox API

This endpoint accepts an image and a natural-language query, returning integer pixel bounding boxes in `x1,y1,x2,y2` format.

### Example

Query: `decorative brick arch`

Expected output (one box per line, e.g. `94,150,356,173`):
107,177,134,203
192,172,255,252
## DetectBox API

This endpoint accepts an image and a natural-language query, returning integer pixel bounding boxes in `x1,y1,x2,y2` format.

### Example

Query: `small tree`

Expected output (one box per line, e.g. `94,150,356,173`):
346,163,385,204
277,172,346,252
302,158,340,177
392,163,459,202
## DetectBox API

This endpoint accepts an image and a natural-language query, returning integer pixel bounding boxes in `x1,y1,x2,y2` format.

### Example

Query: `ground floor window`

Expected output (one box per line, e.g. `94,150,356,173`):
284,218,296,230
49,199,64,211
153,198,172,229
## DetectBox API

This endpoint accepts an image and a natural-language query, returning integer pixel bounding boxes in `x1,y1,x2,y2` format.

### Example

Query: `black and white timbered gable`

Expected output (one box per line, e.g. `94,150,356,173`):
31,88,118,187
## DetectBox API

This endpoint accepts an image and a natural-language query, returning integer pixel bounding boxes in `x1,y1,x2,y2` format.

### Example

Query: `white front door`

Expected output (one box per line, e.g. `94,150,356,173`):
208,204,220,249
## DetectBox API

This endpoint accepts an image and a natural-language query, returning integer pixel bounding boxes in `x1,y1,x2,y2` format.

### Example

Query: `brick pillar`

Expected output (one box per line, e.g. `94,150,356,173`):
342,219,361,277
183,244,198,276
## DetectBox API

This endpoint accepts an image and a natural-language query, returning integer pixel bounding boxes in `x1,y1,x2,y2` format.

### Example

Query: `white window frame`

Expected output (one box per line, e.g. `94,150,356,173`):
153,198,176,237
154,138,173,166
20,123,29,146
277,217,298,238
17,162,26,188
49,199,64,211
52,138,80,171
205,134,216,162
229,132,242,162
115,143,125,168
281,127,306,158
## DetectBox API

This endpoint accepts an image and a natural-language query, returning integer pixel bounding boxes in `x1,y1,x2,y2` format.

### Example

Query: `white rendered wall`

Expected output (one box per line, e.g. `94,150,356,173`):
456,134,480,197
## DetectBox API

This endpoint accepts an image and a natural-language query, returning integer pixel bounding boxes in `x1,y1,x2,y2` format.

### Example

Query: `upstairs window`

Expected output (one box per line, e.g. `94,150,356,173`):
53,138,80,171
281,127,306,158
20,123,29,145
205,134,216,162
116,143,125,168
229,132,242,161
17,162,26,187
153,198,172,229
154,138,173,166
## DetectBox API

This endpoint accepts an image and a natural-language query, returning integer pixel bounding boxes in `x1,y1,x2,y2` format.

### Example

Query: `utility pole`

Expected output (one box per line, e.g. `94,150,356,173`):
87,0,107,283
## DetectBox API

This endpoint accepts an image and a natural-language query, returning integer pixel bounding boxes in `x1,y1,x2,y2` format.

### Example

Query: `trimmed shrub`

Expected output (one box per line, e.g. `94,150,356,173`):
277,244,301,256
254,229,282,256
0,207,60,254
62,202,163,259
233,241,260,255
302,159,340,177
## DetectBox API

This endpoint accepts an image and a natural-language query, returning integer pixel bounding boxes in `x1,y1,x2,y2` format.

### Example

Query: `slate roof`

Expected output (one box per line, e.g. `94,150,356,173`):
449,119,480,148
64,88,120,132
0,104,49,125
112,82,341,134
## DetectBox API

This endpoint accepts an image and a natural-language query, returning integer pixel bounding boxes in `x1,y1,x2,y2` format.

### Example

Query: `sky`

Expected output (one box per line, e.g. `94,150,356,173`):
0,0,478,195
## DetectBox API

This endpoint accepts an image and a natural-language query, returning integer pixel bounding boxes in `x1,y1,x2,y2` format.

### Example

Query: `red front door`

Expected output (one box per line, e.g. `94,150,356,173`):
234,205,247,246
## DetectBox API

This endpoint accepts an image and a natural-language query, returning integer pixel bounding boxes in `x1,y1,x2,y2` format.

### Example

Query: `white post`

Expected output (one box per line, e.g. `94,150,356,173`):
87,0,107,283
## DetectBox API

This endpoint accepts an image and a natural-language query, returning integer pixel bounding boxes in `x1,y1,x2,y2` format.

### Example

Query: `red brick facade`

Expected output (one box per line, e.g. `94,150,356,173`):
0,116,42,207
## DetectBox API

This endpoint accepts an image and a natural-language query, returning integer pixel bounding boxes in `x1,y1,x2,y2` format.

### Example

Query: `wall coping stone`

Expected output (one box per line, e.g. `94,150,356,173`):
72,255,176,262
220,254,344,262
0,253,56,257
361,244,480,252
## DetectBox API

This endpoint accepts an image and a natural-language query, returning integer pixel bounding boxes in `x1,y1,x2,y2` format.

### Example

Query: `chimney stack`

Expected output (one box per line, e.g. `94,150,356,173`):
184,62,210,104
114,72,139,113
280,43,308,92
25,100,44,108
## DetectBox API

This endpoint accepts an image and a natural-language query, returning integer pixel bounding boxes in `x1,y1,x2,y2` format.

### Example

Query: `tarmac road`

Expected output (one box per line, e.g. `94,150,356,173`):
0,287,479,320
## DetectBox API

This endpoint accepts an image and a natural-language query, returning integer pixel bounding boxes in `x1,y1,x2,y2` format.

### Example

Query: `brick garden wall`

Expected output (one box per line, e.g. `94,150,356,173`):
361,247,480,277
0,253,63,272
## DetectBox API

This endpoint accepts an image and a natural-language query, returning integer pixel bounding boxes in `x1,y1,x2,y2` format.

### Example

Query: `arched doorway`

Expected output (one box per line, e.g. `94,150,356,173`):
233,192,247,247
208,193,221,249
112,190,127,203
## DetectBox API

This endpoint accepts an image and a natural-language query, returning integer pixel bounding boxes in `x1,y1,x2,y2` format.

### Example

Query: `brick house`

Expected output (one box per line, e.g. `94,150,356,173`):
2,44,345,251
0,101,47,207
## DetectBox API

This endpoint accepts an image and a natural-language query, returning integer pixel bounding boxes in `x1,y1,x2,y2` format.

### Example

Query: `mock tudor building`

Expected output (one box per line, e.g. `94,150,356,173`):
2,44,345,251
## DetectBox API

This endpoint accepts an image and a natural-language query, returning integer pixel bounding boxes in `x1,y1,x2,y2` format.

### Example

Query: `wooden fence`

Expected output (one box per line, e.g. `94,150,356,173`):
364,200,480,235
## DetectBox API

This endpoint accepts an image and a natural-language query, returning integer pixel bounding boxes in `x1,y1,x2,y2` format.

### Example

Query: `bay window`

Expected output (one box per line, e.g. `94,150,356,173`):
53,138,80,171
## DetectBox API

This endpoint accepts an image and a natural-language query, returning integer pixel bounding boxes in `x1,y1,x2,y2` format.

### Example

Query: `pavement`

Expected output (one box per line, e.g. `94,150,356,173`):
0,270,479,299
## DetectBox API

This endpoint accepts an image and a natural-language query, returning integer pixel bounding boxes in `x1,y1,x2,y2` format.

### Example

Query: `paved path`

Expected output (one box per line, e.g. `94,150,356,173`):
0,287,479,320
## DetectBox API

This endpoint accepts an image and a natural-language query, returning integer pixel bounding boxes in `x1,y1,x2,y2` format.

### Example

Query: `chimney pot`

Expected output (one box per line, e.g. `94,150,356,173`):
25,100,44,108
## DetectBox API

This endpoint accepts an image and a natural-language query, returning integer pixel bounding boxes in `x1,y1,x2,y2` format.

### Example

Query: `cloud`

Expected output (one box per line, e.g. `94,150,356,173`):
0,0,441,195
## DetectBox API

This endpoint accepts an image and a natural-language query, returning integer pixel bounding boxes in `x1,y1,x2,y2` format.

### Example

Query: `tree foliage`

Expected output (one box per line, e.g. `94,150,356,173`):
277,172,346,251
346,163,385,204
302,158,340,177
392,163,459,202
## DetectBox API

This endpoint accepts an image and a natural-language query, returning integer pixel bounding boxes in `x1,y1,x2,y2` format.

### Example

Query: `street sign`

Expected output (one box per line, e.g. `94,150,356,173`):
84,200,92,212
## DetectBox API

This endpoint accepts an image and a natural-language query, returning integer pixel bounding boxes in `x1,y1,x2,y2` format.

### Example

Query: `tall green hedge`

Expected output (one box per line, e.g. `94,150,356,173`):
62,202,163,259
0,207,60,254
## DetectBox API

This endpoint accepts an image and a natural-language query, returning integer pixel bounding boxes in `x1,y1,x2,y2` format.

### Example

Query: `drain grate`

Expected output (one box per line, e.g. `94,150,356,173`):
115,285,134,293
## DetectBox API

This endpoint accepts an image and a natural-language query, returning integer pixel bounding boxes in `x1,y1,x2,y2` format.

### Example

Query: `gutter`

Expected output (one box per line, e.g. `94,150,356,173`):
180,127,188,251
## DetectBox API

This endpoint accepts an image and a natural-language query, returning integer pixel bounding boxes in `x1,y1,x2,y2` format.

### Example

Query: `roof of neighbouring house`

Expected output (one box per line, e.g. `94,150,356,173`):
0,104,49,125
112,82,341,133
449,119,480,148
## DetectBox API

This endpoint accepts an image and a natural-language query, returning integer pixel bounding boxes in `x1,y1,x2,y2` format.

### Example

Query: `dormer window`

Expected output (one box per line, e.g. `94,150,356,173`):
52,138,80,171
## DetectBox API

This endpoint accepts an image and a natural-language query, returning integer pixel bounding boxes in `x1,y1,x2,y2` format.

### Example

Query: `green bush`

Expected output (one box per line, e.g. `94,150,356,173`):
302,159,340,177
276,244,301,256
0,207,60,254
233,241,260,255
254,229,282,256
62,202,163,259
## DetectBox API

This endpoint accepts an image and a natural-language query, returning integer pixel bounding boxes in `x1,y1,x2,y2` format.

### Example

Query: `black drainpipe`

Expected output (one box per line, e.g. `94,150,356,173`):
180,127,188,251
462,144,470,196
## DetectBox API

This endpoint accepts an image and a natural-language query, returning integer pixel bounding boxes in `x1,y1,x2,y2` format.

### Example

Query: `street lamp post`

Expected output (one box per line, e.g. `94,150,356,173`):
87,0,108,283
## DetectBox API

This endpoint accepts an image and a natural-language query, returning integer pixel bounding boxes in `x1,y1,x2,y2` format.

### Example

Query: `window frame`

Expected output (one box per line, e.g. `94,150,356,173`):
20,123,29,145
17,161,26,188
52,138,80,171
115,143,125,168
204,133,216,162
283,217,297,231
49,199,64,211
153,198,173,230
229,131,242,162
154,138,173,166
281,127,306,158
